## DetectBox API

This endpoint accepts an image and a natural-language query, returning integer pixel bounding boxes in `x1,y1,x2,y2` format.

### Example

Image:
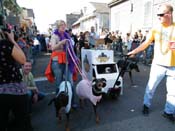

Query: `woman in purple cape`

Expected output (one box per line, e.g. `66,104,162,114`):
49,20,78,108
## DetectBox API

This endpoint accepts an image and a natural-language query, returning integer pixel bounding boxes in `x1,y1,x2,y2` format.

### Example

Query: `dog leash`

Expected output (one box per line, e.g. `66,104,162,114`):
113,54,130,87
64,41,69,94
67,39,89,81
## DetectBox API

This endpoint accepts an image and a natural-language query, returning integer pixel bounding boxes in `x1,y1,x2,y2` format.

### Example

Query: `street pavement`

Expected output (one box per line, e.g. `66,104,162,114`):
31,52,175,131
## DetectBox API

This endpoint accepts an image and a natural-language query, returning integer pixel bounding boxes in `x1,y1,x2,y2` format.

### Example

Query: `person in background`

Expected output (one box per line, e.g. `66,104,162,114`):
45,35,51,53
16,34,29,59
20,60,46,113
33,36,40,55
40,34,47,52
84,31,90,49
0,14,33,131
128,4,175,122
104,32,113,49
78,31,85,59
68,28,78,55
116,34,123,55
125,33,132,52
89,26,99,48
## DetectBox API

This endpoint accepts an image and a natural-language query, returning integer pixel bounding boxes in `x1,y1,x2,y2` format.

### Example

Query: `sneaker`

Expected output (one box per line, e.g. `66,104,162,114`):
162,112,175,123
142,104,149,116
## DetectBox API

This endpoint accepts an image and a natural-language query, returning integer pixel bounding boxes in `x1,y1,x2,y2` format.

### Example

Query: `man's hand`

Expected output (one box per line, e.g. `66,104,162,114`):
32,93,38,103
127,50,136,58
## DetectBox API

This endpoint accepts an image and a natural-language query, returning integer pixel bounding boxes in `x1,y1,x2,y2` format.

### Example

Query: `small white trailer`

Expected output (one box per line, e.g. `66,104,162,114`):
81,48,123,98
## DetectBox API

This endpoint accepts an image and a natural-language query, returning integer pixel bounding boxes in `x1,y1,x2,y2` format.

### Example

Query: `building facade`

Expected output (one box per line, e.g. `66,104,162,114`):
109,0,175,35
66,12,82,29
20,7,37,36
72,2,110,35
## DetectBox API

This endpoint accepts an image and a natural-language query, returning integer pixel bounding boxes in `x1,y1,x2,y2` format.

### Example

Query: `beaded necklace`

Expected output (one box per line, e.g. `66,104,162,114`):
160,24,174,55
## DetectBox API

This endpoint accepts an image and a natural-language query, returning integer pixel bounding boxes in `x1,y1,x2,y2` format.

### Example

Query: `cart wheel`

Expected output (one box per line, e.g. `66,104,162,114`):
110,92,119,99
109,87,121,99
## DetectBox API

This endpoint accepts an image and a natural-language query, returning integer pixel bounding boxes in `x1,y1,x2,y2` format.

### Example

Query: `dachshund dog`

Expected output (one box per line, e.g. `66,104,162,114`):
48,81,72,131
76,78,106,123
117,58,140,85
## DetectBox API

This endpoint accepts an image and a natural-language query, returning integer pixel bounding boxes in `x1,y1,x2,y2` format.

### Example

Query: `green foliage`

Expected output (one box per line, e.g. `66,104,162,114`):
3,0,22,15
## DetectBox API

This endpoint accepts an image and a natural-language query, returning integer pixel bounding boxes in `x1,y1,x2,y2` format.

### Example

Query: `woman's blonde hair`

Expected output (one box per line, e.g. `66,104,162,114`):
56,20,66,29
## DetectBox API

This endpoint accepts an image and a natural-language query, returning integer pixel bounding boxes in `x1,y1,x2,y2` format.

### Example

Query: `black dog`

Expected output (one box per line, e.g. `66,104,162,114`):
117,58,140,85
48,92,68,118
48,81,72,131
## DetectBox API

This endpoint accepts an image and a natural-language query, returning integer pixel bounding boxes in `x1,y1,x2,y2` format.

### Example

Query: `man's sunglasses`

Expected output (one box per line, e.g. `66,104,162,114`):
157,13,168,17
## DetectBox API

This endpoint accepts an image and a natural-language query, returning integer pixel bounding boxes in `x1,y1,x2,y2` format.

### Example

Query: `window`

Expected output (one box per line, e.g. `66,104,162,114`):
96,64,117,74
143,1,152,28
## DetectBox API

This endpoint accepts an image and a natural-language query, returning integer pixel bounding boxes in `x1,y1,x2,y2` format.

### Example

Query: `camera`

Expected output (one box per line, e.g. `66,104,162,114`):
1,27,11,33
0,15,11,33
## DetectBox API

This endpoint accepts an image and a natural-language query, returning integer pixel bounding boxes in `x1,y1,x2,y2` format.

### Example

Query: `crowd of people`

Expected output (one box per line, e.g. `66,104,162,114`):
0,3,175,131
56,26,154,65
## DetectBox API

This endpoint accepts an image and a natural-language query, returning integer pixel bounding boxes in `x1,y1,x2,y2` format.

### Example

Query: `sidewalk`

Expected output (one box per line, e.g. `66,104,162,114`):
32,52,50,79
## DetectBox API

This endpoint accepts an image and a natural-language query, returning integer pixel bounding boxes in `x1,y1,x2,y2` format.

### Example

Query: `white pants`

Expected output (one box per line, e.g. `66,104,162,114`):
143,63,175,114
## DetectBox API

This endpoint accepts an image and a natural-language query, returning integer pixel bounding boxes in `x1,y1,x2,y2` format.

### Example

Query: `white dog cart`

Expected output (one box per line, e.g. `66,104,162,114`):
81,49,123,98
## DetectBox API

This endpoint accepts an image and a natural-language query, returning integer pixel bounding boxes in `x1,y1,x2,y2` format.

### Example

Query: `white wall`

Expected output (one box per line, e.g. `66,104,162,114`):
110,1,131,34
110,0,146,35
110,0,175,35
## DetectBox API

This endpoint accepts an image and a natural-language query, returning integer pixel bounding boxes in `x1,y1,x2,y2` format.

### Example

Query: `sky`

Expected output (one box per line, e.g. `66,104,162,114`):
17,0,112,33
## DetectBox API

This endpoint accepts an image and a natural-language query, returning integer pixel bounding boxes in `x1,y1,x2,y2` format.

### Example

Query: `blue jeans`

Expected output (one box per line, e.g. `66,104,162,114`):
27,90,46,113
51,61,77,105
27,90,46,101
146,44,154,59
51,61,73,91
143,63,175,114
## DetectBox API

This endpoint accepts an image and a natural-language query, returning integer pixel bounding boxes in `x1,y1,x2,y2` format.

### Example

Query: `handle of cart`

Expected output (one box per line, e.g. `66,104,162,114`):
113,54,132,87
